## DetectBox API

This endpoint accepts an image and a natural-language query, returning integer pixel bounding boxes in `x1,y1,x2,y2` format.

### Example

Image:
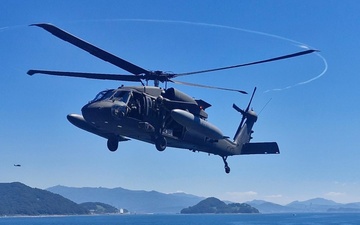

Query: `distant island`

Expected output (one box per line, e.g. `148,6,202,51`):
181,197,259,214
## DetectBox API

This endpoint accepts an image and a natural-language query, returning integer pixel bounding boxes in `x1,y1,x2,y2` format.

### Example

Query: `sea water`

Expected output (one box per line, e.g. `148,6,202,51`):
0,213,359,225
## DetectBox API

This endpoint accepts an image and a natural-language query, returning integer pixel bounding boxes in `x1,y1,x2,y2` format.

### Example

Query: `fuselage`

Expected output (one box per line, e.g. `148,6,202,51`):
69,86,240,157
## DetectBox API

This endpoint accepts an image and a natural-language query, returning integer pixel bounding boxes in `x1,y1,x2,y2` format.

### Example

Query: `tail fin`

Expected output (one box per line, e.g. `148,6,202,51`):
233,87,257,145
232,87,280,155
233,109,258,145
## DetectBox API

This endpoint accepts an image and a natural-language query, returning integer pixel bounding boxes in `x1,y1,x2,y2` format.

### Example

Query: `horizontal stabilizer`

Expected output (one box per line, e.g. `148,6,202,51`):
241,142,279,155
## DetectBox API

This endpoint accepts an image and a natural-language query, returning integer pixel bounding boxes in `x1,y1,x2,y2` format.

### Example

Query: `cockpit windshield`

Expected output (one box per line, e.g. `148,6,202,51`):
91,89,115,103
90,89,131,104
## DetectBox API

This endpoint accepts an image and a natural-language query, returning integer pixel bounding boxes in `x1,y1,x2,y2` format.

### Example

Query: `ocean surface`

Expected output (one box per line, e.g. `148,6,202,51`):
1,213,359,225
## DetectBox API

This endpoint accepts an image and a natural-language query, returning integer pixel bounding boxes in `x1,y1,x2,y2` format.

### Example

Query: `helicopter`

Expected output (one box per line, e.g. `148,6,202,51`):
27,23,316,173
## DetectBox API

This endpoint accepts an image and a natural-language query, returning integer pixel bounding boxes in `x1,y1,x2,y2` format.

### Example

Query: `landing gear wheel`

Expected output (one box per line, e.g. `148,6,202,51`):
107,138,118,152
155,136,167,151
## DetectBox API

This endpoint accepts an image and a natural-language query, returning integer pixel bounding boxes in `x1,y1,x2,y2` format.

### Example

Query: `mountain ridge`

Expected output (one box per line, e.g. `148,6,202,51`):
247,198,360,213
2,182,359,215
47,185,360,214
47,185,204,214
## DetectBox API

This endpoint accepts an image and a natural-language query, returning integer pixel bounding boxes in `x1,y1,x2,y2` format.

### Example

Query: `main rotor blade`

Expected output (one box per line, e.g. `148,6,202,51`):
170,80,247,94
245,87,257,112
175,49,317,77
31,23,149,75
27,69,143,82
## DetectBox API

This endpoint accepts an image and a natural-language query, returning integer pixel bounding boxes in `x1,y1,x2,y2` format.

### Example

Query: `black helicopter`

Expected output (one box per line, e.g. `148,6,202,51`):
28,23,316,173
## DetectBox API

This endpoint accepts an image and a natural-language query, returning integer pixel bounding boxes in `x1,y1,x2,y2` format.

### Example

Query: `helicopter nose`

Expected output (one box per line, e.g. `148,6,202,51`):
82,101,113,125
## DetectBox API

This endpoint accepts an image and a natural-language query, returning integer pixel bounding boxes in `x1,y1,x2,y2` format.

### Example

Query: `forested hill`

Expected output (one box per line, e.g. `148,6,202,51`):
0,182,89,216
80,202,123,214
181,197,259,214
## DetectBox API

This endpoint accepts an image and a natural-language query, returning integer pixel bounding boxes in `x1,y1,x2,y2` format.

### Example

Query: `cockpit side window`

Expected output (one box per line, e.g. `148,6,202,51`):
127,91,144,120
112,91,130,103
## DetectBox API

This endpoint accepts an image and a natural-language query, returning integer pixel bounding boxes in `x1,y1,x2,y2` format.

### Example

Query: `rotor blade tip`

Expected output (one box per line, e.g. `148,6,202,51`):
30,23,53,28
29,23,43,27
308,49,320,53
27,70,35,76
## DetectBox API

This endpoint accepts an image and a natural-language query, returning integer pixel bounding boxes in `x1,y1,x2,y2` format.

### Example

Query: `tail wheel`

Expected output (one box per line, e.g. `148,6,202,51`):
107,138,118,152
155,136,167,151
225,166,231,174
222,156,231,174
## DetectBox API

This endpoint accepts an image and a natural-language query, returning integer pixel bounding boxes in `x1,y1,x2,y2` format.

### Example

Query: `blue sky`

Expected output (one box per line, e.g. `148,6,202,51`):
1,1,360,205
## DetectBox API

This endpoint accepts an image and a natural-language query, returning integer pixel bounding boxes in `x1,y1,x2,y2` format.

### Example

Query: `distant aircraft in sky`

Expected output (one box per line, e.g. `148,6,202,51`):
14,164,21,167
